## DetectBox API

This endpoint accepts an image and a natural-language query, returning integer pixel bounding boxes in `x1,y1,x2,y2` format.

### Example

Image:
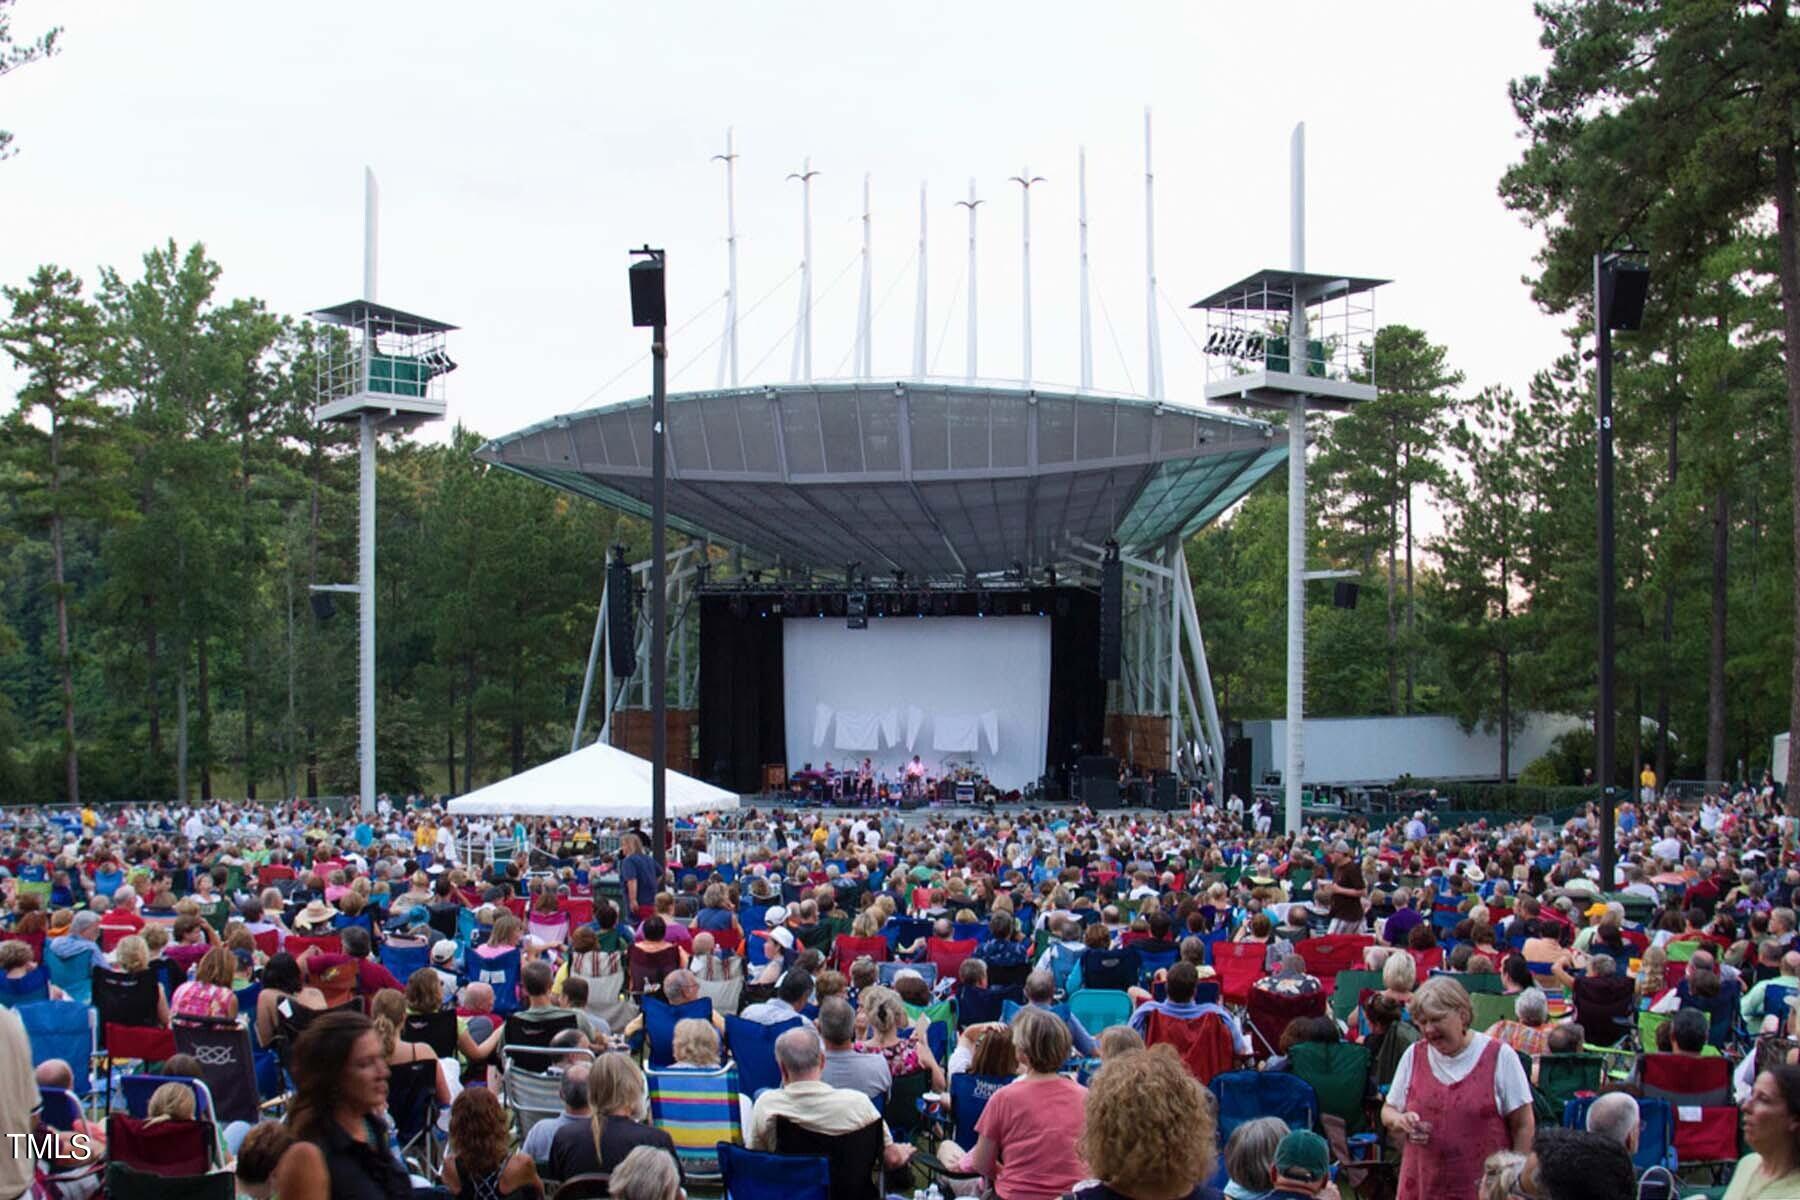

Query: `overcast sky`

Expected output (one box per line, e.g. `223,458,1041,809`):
4,1,1570,450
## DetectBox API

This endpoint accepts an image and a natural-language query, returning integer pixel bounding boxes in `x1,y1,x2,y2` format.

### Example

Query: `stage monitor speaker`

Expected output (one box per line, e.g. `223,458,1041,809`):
308,592,336,622
1099,555,1123,679
607,556,637,677
1153,772,1179,811
1226,737,1254,804
1333,581,1360,610
1086,779,1122,810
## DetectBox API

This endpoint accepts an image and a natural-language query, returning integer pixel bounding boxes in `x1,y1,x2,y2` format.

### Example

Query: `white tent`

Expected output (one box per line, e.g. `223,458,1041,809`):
446,740,740,819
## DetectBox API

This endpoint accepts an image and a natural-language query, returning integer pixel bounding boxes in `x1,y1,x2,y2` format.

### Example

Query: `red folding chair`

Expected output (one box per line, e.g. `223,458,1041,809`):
252,929,281,958
285,935,342,959
502,897,527,920
832,935,890,973
560,896,595,926
1295,935,1374,991
1,931,44,962
1213,942,1268,1008
1143,1008,1237,1084
1640,1053,1732,1107
1670,1106,1740,1168
256,864,295,888
925,938,977,981
711,927,744,957
99,925,136,954
1244,988,1328,1059
106,1113,215,1176
1408,947,1444,977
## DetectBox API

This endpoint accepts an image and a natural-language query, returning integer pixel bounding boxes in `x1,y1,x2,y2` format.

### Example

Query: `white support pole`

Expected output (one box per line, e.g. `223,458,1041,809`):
857,173,873,379
913,183,928,378
1285,121,1308,835
1145,109,1164,401
1168,546,1182,777
572,579,608,753
1175,537,1227,789
956,180,982,381
357,167,378,815
1078,148,1093,390
787,157,818,383
1010,167,1044,386
676,572,690,709
713,129,740,388
599,597,615,746
1136,580,1150,713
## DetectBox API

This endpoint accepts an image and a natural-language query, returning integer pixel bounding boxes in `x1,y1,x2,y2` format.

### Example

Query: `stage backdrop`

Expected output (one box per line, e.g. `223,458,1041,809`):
782,616,1052,791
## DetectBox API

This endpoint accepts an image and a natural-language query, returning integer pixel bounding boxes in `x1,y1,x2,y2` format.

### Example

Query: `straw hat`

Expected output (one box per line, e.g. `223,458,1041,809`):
295,900,334,929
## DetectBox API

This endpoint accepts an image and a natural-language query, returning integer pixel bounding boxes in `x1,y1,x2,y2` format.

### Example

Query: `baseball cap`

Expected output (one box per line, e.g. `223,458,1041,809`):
763,905,789,926
769,927,796,950
431,939,458,964
1274,1129,1330,1183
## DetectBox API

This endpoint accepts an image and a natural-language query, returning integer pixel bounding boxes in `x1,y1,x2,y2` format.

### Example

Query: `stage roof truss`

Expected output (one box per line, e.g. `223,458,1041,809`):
480,381,1284,580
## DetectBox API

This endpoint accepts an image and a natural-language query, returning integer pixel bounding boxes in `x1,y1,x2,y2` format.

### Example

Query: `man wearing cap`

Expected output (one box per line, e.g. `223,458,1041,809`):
47,910,108,984
1259,1129,1335,1199
431,939,461,996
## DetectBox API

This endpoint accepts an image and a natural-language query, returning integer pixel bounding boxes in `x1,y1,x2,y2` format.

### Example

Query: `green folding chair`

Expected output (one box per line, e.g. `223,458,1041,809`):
1329,971,1386,1023
1289,1040,1372,1133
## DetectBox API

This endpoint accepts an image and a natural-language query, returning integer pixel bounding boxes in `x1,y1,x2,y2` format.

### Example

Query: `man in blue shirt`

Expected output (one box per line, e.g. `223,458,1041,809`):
617,830,662,919
974,910,1030,969
47,911,108,980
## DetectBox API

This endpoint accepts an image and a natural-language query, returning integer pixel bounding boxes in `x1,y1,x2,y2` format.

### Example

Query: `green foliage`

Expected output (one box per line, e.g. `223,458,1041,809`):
0,0,60,161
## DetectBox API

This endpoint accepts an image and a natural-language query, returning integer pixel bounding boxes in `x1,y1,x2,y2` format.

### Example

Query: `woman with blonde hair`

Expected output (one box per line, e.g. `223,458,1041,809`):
171,946,239,1021
1477,1151,1526,1200
855,984,945,1090
547,1050,679,1184
144,1081,197,1124
1072,1044,1219,1200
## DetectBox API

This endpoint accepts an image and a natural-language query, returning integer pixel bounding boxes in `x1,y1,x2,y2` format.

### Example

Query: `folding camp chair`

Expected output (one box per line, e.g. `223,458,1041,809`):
1244,988,1328,1059
1469,991,1519,1033
106,1112,217,1176
120,1074,216,1120
1212,941,1268,1007
37,1085,82,1131
1289,1040,1372,1133
21,999,93,1095
501,1044,594,1141
1066,988,1132,1034
1534,1053,1607,1116
724,1013,803,1099
1640,1052,1732,1107
1209,1070,1317,1143
832,935,889,973
1563,1095,1677,1173
878,960,937,988
1075,946,1141,992
957,983,1025,1029
641,995,715,1069
773,1116,885,1200
388,1057,443,1174
1295,935,1374,991
719,1143,830,1200
503,1008,579,1049
1143,1009,1236,1084
45,942,95,1004
0,963,50,1007
527,913,571,947
378,940,430,983
104,1162,234,1200
403,1009,460,1059
173,1013,276,1124
647,1063,742,1180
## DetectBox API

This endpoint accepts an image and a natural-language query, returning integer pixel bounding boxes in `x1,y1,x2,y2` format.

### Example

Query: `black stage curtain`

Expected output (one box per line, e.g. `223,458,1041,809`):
697,596,785,794
1047,588,1105,783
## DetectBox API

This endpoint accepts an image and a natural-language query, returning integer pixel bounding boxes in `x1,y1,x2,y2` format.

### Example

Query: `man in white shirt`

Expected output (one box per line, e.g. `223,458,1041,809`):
434,822,458,865
1651,832,1683,863
748,1028,913,1169
1404,811,1429,842
182,810,204,842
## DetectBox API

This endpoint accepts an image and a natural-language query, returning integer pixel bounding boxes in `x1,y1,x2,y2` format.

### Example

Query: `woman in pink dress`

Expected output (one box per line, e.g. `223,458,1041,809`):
170,946,240,1022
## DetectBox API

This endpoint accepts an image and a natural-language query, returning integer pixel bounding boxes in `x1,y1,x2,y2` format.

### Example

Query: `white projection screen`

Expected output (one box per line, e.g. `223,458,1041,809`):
783,617,1051,790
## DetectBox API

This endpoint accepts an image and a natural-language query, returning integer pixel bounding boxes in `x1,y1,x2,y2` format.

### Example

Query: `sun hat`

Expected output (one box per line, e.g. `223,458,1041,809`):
295,900,334,929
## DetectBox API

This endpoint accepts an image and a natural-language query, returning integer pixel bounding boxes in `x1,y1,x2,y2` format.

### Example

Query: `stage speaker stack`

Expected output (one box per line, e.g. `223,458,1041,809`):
1333,580,1360,610
1099,549,1123,680
1077,755,1121,810
607,551,637,677
1153,771,1179,811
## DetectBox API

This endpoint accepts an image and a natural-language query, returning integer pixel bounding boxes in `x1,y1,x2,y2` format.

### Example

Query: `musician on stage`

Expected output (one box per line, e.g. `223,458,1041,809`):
856,758,874,803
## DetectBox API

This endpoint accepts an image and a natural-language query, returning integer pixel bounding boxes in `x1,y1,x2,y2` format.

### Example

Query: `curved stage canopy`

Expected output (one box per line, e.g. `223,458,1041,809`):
478,381,1284,578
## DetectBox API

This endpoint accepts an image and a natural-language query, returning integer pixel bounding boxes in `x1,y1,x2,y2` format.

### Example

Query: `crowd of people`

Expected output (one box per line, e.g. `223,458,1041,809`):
0,781,1796,1200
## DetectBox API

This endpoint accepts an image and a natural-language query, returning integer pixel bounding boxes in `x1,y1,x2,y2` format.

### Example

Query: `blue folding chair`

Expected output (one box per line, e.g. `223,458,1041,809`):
1563,1096,1676,1173
724,1014,802,1099
878,960,937,988
379,941,430,984
45,944,94,1005
37,1086,81,1131
882,917,933,957
21,1000,93,1095
0,966,51,1008
957,984,1024,1029
1066,988,1133,1033
642,996,716,1069
1209,1070,1317,1142
945,1072,1013,1149
718,1142,830,1200
120,1074,216,1120
1136,946,1179,984
743,906,770,967
1761,983,1797,1025
470,946,522,1016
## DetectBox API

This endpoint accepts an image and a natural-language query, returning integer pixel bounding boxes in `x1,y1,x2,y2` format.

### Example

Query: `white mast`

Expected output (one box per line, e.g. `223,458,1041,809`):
787,156,819,382
857,173,873,379
1284,121,1308,837
1078,148,1092,390
955,179,983,381
1145,109,1165,401
912,183,928,378
1009,166,1045,385
357,167,378,814
712,128,739,387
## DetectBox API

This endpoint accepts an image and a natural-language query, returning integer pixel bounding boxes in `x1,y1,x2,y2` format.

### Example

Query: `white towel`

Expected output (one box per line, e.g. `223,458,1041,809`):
834,710,883,751
813,703,834,747
932,713,981,753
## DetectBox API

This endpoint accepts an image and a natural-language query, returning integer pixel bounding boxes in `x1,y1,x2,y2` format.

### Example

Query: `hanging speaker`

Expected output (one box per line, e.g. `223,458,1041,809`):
1333,581,1360,610
607,553,637,677
308,592,336,622
629,253,666,327
1099,553,1123,679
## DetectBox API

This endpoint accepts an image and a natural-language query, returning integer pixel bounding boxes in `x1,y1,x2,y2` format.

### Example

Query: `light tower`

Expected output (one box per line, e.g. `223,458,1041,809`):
309,170,455,813
1189,124,1385,835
